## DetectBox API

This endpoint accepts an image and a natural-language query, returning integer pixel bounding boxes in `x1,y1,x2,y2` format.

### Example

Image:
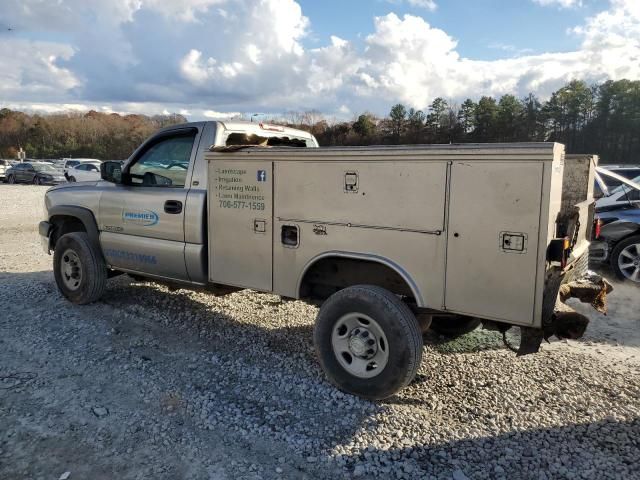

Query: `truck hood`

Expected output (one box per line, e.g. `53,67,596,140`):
47,181,99,193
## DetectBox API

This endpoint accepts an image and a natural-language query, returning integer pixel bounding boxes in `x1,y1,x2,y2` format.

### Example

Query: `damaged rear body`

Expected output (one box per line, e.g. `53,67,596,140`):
516,154,612,355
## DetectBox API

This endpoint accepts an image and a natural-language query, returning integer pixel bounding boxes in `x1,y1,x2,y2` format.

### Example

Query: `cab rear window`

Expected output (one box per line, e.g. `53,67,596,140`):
225,132,310,148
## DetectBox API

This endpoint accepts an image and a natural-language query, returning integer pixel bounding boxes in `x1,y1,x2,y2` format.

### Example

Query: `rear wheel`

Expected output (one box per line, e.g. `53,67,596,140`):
314,285,423,400
611,235,640,283
430,315,481,337
33,176,41,185
53,232,107,304
68,176,76,182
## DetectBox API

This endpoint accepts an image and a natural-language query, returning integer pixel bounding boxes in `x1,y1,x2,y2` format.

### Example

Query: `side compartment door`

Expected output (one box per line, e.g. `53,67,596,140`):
209,160,273,291
98,128,200,281
445,161,544,325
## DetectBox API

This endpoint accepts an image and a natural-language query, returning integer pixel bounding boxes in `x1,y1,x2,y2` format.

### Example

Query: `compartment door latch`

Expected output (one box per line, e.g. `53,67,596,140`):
344,171,359,193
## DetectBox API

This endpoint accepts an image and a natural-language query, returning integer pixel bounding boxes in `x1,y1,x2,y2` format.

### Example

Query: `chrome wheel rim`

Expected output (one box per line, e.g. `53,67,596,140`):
331,312,389,378
61,249,83,290
618,243,640,282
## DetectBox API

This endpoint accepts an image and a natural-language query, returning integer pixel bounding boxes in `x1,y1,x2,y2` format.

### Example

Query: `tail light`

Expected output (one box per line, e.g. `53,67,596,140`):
594,217,602,240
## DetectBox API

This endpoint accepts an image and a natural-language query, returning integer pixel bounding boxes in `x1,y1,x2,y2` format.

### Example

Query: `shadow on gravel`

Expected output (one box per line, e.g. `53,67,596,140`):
346,417,640,478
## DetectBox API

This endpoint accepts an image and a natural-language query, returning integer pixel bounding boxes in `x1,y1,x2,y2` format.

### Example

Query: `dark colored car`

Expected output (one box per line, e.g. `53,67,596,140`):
591,173,640,284
6,162,67,185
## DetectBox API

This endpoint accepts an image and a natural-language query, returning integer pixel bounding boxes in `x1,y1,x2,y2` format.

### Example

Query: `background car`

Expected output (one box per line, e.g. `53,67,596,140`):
0,159,9,182
67,161,102,182
595,165,640,197
6,162,67,185
592,171,640,284
63,158,101,180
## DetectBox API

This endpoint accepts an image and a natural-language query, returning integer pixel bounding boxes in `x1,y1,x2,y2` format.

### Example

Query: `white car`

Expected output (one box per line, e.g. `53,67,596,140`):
0,159,9,181
67,162,102,182
63,158,101,179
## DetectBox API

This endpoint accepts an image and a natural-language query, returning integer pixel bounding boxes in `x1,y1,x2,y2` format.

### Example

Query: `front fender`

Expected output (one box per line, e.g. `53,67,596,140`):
48,205,102,254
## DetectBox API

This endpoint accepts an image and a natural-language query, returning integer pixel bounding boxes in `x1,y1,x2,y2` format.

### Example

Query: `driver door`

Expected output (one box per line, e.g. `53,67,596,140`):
99,128,200,281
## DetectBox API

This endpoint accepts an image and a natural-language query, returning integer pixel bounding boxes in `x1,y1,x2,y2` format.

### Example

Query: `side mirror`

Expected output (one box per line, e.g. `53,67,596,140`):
101,161,123,184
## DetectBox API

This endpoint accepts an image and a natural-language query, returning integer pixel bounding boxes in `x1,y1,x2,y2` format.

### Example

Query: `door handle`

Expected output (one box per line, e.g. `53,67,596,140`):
164,200,183,214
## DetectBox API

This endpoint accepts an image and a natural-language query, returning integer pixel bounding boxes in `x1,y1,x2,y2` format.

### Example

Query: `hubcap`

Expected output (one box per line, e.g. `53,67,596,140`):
61,249,83,290
618,243,640,283
331,313,389,378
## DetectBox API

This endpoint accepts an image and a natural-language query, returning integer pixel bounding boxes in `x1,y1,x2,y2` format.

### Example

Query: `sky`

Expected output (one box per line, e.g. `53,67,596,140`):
0,0,639,120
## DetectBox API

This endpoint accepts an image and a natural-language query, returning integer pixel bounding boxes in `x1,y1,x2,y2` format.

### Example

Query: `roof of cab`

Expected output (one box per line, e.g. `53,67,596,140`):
154,120,313,140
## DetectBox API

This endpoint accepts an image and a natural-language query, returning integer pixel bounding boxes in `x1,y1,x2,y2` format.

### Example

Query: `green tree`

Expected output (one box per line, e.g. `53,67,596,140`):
496,94,524,142
458,99,477,136
353,114,376,138
406,108,426,142
388,104,407,142
474,96,498,142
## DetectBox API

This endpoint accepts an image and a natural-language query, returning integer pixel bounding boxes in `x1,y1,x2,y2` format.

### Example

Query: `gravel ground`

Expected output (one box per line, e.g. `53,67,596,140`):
1,184,639,480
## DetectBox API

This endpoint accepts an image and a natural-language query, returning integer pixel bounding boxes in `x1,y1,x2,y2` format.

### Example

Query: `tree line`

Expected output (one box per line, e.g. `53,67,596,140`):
0,109,187,160
1,79,638,163
303,79,640,165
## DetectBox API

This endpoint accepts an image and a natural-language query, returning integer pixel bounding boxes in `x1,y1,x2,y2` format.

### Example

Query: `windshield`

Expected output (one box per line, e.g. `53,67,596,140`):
32,164,58,172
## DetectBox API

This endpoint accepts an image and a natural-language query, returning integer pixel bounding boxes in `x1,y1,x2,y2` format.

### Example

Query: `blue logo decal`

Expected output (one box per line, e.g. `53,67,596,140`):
104,249,157,265
257,170,267,182
122,209,159,226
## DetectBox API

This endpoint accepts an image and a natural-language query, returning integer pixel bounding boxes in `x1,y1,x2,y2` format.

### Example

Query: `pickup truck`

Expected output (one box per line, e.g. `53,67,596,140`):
39,121,609,399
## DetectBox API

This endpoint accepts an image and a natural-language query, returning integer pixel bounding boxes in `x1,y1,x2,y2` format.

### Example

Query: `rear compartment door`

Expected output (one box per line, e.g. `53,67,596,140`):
445,161,543,325
209,160,273,291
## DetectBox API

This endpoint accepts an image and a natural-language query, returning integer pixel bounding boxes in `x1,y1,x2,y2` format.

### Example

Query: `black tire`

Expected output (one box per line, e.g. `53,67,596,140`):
430,315,481,338
68,176,76,182
7,175,15,184
313,285,423,400
610,235,640,283
33,176,41,185
53,232,107,304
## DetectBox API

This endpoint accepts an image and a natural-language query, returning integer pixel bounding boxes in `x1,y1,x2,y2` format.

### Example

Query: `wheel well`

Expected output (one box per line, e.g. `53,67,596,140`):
50,215,87,247
298,256,417,303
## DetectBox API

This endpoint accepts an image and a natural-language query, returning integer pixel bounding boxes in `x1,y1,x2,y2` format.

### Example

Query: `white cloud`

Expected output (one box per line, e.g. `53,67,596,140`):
203,110,243,119
533,0,583,8
1,0,639,118
0,40,79,100
386,0,437,11
408,0,438,10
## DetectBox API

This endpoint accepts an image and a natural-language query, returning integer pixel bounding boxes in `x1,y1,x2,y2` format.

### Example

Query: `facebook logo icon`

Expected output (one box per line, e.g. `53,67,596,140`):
257,170,267,182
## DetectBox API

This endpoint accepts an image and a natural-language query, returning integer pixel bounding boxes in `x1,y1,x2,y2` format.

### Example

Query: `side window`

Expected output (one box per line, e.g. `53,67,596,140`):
88,164,99,171
129,132,196,187
76,164,86,171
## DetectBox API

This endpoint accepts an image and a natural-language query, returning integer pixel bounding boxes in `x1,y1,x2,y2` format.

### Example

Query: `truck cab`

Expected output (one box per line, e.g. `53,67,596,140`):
42,120,318,285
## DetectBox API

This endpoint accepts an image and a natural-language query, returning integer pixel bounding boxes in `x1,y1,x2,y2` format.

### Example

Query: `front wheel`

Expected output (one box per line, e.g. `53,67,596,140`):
68,176,76,182
33,176,41,185
611,235,640,283
314,285,423,400
7,175,15,184
53,232,107,304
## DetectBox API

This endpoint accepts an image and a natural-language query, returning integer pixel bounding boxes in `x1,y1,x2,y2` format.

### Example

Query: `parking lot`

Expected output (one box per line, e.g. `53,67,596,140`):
1,184,639,479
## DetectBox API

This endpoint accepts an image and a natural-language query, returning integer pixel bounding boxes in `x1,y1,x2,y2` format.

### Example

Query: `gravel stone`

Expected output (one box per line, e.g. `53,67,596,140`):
0,185,639,480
